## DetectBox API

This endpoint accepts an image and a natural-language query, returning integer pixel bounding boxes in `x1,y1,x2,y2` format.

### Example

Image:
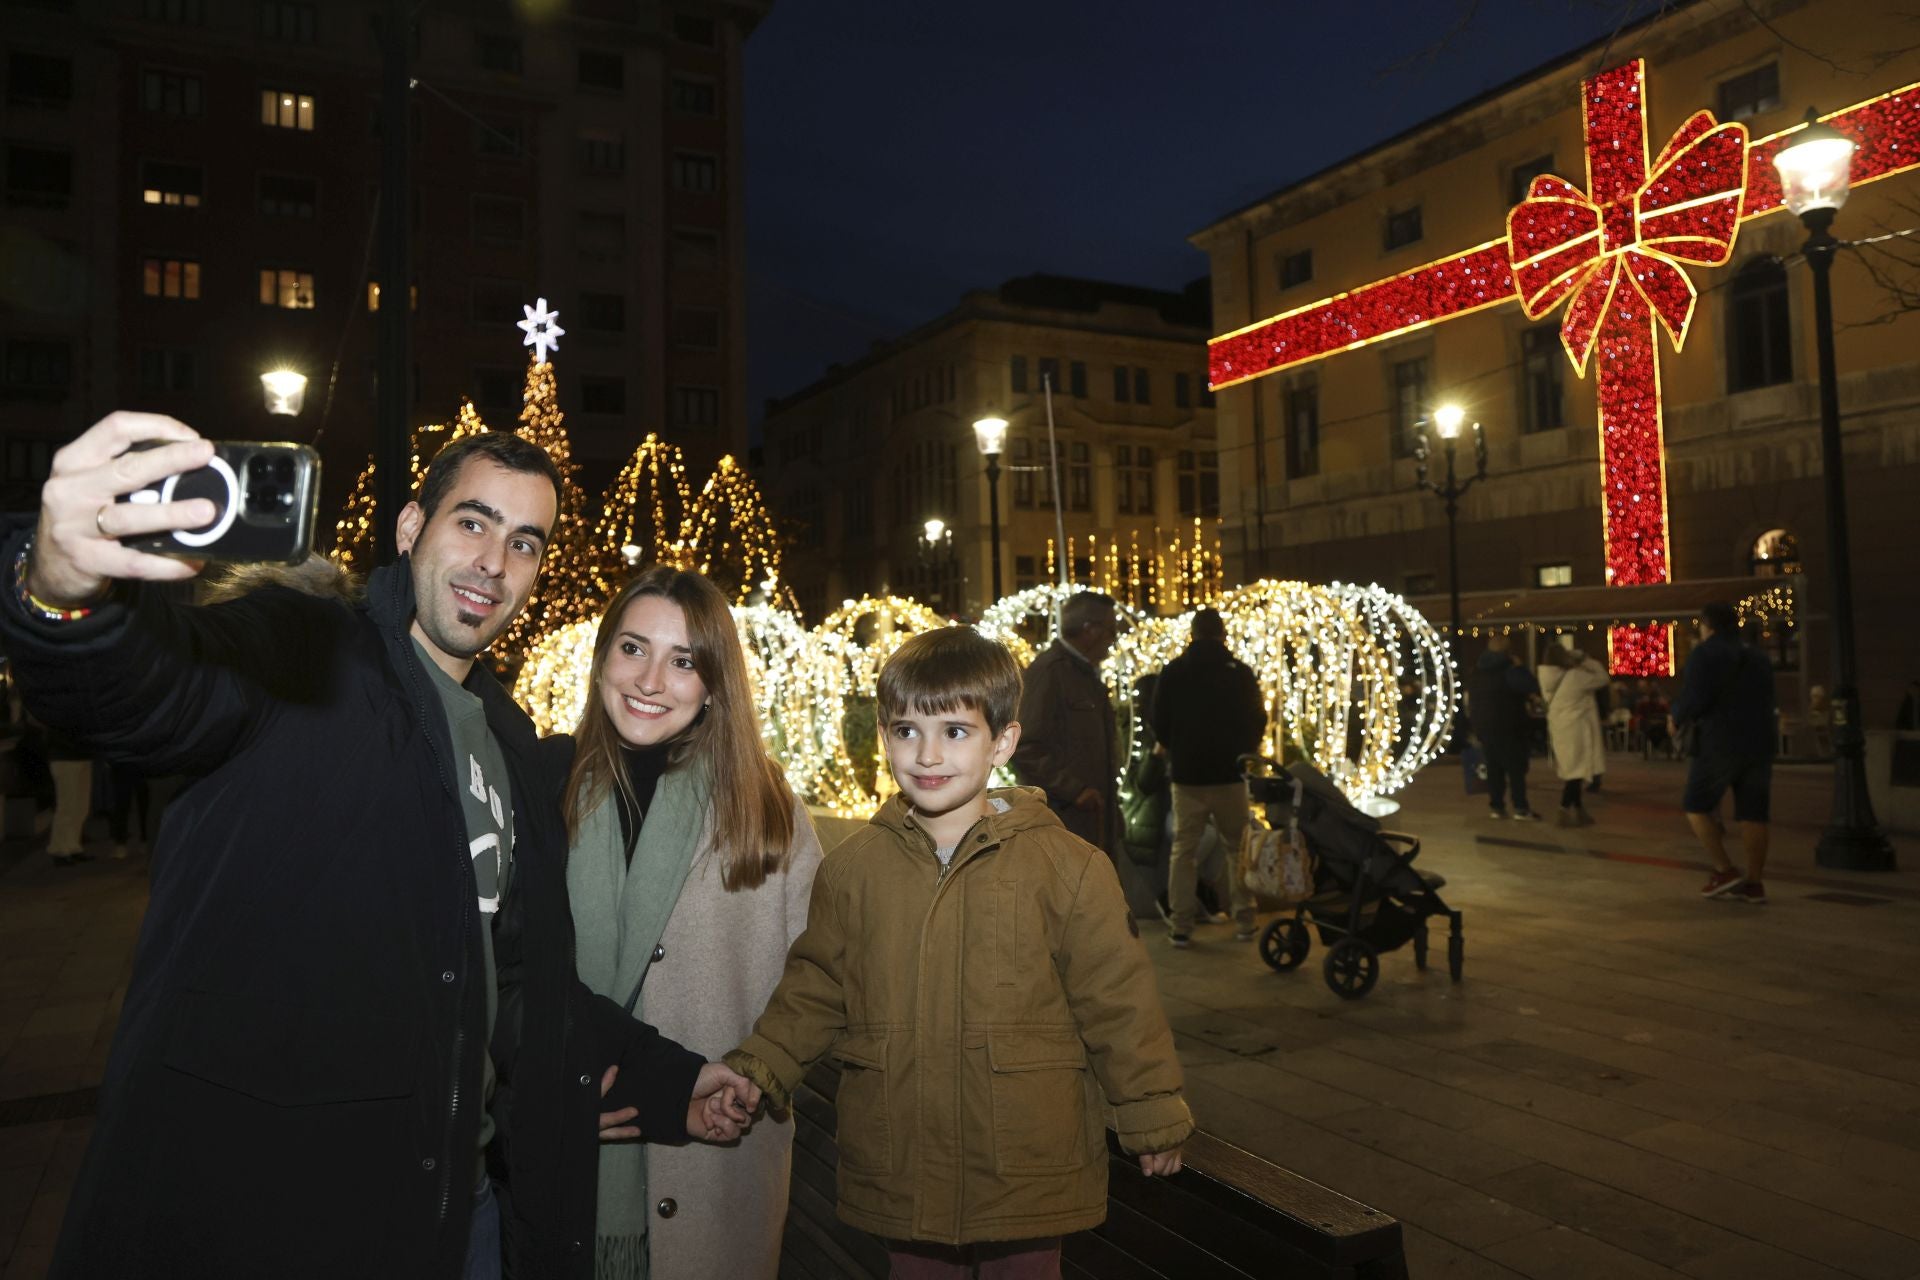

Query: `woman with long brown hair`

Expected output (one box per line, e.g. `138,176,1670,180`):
559,565,822,1279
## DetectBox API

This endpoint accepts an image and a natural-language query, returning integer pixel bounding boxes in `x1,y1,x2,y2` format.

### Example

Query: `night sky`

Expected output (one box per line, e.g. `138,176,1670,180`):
742,0,1638,430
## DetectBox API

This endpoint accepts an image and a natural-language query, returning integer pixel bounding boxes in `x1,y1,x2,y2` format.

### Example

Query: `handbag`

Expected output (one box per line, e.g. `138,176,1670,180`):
1461,743,1488,795
1241,817,1315,904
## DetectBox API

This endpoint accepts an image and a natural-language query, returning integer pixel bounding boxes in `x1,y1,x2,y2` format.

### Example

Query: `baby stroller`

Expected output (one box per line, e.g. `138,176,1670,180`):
1244,756,1463,999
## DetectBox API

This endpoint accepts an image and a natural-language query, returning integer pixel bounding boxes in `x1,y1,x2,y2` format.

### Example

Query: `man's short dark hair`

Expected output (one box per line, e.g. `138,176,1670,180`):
1060,591,1117,637
416,432,563,521
1700,601,1738,636
878,627,1023,735
1191,607,1226,643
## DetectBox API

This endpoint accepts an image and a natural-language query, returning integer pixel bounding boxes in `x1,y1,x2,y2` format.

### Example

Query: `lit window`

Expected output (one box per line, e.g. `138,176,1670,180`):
141,256,201,299
365,282,416,311
259,268,315,309
1535,563,1573,588
141,160,202,207
261,88,315,131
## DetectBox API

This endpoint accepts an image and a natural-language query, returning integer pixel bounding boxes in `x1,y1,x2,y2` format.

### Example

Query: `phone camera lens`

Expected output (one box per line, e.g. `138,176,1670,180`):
245,454,295,516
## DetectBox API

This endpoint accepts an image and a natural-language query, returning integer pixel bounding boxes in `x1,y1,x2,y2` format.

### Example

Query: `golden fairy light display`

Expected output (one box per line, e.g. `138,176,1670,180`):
329,399,490,574
513,578,1457,816
1042,518,1224,612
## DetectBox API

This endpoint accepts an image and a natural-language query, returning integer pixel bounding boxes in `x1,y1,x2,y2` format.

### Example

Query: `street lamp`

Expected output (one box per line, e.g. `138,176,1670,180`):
260,369,308,417
1773,108,1896,870
919,517,955,609
971,416,1008,600
1415,402,1487,749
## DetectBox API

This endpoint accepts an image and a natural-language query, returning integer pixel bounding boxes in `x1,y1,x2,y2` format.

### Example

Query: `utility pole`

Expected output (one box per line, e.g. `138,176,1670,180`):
374,0,412,565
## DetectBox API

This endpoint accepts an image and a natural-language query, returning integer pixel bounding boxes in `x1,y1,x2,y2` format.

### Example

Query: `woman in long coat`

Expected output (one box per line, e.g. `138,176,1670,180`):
560,566,824,1279
1538,645,1611,825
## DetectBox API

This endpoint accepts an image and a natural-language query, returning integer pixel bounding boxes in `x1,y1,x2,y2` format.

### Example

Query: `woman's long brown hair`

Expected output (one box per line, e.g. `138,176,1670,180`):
563,565,797,890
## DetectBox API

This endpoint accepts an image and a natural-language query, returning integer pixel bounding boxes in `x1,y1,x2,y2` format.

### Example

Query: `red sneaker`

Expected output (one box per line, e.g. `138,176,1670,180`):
1700,868,1745,898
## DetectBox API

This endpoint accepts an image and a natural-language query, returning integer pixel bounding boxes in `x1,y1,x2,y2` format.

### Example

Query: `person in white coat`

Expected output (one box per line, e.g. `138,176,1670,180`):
1538,645,1611,826
561,565,824,1280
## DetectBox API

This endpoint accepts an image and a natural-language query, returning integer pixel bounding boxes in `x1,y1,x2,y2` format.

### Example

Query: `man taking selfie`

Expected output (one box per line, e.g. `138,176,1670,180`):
1,413,757,1279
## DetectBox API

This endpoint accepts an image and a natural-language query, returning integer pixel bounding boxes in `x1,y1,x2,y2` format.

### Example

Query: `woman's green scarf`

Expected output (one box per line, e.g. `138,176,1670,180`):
566,758,712,1280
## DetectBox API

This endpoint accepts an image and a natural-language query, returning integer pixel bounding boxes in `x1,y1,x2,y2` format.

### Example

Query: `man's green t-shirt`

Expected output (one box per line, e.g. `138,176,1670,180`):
413,642,513,1177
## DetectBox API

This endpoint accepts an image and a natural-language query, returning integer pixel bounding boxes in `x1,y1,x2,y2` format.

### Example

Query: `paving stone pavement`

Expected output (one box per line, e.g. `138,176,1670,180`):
0,753,1915,1278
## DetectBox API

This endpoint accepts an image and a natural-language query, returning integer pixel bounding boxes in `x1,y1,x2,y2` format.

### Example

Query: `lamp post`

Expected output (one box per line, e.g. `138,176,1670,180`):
260,369,308,418
972,416,1008,600
1774,109,1896,871
1415,403,1488,749
920,517,956,609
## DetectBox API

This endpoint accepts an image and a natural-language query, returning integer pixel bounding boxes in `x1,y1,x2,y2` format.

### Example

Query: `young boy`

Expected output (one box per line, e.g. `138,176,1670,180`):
726,627,1190,1277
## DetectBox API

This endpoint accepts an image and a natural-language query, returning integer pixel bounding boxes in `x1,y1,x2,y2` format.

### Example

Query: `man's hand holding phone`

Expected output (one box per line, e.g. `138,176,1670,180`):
28,412,218,608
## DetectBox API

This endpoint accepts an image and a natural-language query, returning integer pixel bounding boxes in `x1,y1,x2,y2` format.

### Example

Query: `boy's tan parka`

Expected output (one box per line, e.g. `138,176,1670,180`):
726,787,1192,1245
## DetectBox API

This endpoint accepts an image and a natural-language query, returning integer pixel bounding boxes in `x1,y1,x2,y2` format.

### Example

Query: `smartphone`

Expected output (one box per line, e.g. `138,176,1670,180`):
117,441,322,565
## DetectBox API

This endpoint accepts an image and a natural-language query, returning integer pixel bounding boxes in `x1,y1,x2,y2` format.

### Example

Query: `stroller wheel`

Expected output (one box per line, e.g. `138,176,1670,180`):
1324,938,1380,1000
1413,925,1429,971
1259,918,1310,973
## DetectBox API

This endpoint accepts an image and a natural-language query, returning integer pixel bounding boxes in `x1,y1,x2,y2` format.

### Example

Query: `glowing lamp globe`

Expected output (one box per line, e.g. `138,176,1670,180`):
260,369,308,417
923,518,947,544
1432,404,1466,441
971,416,1009,459
1773,110,1856,217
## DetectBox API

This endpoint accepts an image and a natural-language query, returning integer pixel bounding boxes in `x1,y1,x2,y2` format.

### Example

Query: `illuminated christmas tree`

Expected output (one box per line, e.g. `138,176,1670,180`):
329,398,493,574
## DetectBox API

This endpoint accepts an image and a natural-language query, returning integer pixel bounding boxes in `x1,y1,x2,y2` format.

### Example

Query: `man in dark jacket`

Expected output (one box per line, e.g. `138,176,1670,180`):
1013,590,1122,860
3,413,755,1279
1150,608,1266,947
1467,635,1542,821
1670,601,1777,904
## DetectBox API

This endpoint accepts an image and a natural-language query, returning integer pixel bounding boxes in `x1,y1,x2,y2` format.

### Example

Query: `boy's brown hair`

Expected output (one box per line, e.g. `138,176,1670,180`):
878,627,1023,734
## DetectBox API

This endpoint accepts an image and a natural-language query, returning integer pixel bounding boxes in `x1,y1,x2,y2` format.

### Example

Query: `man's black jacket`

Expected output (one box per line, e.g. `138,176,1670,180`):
0,539,702,1279
1150,640,1267,785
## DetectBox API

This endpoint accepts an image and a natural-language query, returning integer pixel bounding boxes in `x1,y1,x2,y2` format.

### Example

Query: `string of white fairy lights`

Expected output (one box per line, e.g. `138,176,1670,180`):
514,578,1456,816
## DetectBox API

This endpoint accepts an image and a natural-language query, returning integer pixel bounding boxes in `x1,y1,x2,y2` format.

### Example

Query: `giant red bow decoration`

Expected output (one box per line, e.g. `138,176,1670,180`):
1508,104,1749,373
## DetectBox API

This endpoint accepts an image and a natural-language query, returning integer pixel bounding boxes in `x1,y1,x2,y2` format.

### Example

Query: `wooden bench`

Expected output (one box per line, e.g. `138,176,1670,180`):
780,1061,1410,1279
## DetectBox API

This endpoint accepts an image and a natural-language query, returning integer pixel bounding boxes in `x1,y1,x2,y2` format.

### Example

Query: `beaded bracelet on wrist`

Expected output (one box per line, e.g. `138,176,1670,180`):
11,540,97,623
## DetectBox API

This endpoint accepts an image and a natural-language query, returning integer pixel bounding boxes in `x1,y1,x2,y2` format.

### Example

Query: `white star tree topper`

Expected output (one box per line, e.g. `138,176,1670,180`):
517,297,565,363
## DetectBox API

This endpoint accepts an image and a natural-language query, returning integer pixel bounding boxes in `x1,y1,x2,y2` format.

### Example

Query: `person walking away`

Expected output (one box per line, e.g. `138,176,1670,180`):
560,565,824,1280
1013,592,1124,867
1538,646,1609,826
1,415,755,1279
727,627,1191,1279
1150,607,1267,948
1671,601,1777,904
1467,634,1541,821
42,722,91,865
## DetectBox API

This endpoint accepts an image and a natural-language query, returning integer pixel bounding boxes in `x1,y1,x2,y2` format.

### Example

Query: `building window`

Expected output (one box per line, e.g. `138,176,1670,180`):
578,291,626,334
672,152,718,192
1177,449,1220,517
365,281,416,311
1520,326,1564,433
142,69,203,115
1727,256,1791,392
579,211,626,263
2,339,72,394
672,386,720,427
1285,383,1319,479
1117,445,1154,515
141,160,202,208
1112,365,1130,404
257,172,316,217
141,256,200,299
1508,153,1556,205
578,49,624,90
8,52,73,109
1279,249,1313,289
476,33,522,74
1011,437,1035,509
672,307,721,350
258,268,314,309
580,375,626,415
1535,563,1573,588
671,77,716,116
1038,357,1061,393
1751,528,1802,577
260,89,315,131
671,227,718,270
1068,443,1091,512
1009,355,1027,394
581,133,626,176
1069,361,1087,398
473,365,520,413
1174,372,1192,409
471,278,524,325
5,145,71,209
143,0,206,21
137,347,196,391
1717,63,1781,122
1388,356,1427,458
1384,205,1423,250
672,14,717,45
258,1,316,42
471,194,525,243
474,116,523,158
1133,367,1150,405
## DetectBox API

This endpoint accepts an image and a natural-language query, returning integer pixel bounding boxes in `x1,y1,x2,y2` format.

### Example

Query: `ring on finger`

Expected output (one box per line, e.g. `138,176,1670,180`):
95,505,111,537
